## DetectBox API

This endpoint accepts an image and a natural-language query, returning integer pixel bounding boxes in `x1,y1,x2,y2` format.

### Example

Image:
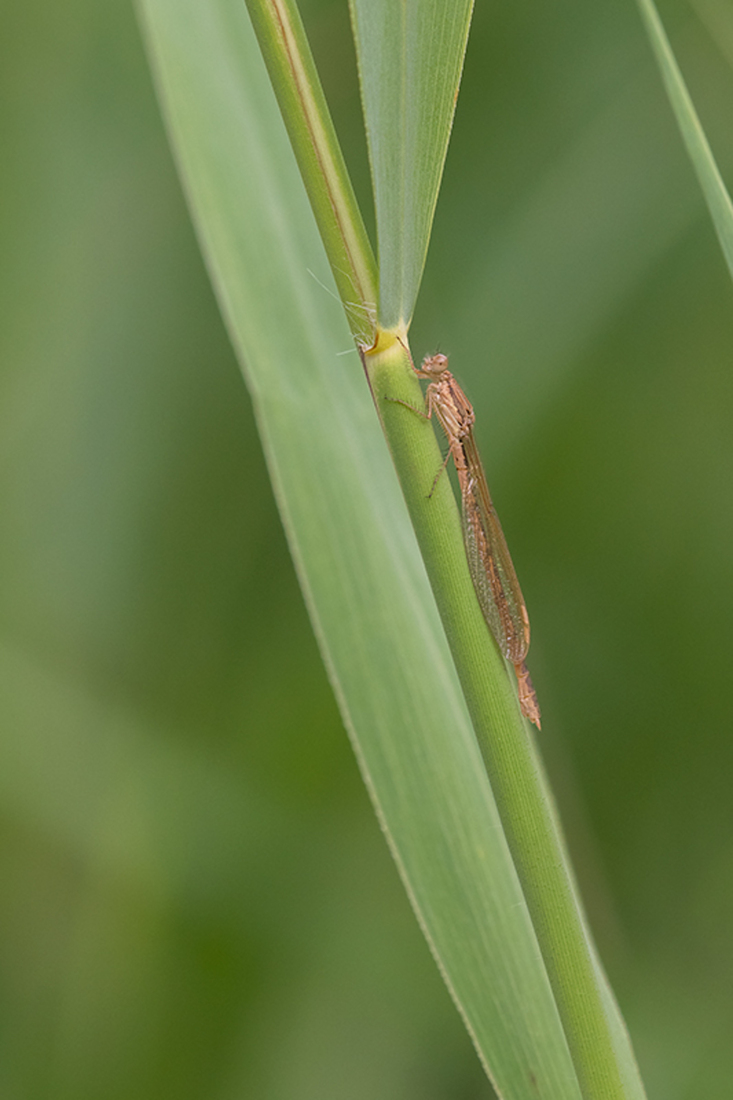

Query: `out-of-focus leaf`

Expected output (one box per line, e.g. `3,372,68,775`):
349,0,474,329
138,0,584,1094
636,0,733,278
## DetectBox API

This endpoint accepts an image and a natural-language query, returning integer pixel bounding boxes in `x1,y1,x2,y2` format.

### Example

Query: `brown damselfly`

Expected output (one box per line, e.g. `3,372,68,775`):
400,350,541,728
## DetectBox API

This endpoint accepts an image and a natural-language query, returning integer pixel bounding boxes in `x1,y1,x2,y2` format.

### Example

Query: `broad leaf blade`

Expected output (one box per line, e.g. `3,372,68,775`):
138,0,582,1095
349,0,474,329
637,0,733,278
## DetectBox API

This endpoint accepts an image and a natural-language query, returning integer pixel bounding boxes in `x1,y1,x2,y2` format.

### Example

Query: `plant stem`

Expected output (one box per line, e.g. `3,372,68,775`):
244,0,377,342
366,334,636,1100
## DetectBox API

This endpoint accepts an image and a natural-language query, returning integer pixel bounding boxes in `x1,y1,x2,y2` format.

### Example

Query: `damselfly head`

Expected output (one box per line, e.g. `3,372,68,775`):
420,353,449,378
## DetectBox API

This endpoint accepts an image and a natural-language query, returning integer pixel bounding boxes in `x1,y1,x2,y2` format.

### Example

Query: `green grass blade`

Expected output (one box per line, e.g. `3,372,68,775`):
349,0,474,329
167,1,646,1090
636,0,733,278
137,0,585,1094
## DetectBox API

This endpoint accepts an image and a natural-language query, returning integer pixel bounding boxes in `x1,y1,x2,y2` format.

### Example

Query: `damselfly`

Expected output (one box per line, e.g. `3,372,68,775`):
405,351,541,729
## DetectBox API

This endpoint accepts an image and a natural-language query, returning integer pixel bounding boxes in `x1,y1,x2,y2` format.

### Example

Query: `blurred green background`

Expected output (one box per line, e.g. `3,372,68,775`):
1,0,733,1097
